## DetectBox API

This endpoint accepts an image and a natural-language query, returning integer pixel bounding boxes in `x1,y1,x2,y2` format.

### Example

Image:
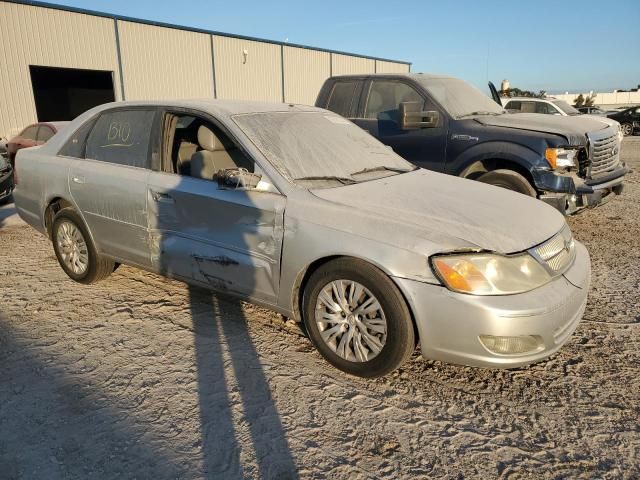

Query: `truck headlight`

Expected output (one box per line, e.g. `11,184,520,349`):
431,253,551,295
545,147,577,169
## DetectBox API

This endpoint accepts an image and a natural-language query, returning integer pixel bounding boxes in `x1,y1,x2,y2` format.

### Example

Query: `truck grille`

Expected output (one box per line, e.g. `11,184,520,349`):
530,225,575,275
589,132,620,177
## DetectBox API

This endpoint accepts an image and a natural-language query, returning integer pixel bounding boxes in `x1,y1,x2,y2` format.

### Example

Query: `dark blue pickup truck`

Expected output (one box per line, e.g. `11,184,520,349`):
316,73,627,214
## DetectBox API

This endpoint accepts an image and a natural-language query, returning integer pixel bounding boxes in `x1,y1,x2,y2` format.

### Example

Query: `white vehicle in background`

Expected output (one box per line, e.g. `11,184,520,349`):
501,97,623,137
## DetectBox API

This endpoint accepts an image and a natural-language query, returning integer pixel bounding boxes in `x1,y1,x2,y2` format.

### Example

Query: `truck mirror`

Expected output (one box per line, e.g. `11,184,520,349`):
399,102,439,130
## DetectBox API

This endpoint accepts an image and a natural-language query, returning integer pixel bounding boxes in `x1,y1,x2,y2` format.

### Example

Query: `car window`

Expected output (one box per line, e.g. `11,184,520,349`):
326,81,360,118
85,109,156,168
162,112,254,179
505,101,521,111
37,126,54,142
21,125,39,140
520,101,536,113
535,102,558,114
364,81,424,121
58,118,98,158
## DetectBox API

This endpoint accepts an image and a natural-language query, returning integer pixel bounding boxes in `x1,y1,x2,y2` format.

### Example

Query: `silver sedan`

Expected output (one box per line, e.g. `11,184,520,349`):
14,100,590,377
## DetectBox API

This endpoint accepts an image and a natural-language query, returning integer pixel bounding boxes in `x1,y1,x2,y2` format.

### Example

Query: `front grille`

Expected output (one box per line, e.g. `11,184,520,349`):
588,132,620,177
530,225,575,275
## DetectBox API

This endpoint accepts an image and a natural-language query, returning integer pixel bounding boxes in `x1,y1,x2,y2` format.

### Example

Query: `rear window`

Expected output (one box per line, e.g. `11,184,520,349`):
326,81,359,118
21,125,39,140
37,126,54,142
85,109,156,168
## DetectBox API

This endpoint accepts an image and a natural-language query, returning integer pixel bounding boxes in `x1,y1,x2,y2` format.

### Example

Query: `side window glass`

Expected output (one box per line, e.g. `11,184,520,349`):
365,81,424,122
37,126,54,142
22,126,39,140
165,113,254,182
59,118,98,158
521,102,536,113
85,110,156,168
506,101,521,111
326,82,358,117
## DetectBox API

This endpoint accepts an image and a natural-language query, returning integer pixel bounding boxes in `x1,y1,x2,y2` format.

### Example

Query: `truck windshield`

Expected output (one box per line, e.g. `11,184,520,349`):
233,111,415,187
419,77,505,119
554,100,581,116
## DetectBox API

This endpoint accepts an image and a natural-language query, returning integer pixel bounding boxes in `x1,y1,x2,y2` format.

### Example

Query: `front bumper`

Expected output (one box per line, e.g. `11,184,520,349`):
534,164,627,215
0,167,13,201
394,241,591,368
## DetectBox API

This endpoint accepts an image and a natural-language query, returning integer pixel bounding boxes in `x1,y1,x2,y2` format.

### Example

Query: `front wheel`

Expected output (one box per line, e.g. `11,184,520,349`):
303,258,415,378
477,169,537,197
52,208,115,284
621,122,633,137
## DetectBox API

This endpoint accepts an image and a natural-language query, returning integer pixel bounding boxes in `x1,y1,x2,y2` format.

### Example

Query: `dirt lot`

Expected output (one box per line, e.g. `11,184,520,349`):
1,138,639,479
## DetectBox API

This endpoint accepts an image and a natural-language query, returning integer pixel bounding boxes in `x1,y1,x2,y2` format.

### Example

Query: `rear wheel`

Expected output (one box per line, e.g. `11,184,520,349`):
52,208,115,284
621,122,633,136
303,258,415,378
477,169,537,197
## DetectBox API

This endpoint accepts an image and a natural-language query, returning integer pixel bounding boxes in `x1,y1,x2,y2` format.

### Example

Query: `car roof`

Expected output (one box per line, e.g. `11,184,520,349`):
91,99,323,118
503,97,556,102
330,72,455,82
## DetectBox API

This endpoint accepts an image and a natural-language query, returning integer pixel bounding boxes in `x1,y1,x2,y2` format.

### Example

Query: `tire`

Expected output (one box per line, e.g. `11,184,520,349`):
302,258,415,378
51,208,115,284
621,123,633,137
477,169,537,197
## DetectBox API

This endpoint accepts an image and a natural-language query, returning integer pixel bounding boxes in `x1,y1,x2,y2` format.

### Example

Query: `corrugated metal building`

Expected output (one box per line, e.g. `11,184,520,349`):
0,0,411,137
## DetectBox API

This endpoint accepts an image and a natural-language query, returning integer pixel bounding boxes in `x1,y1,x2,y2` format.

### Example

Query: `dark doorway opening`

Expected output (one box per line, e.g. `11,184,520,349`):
29,66,116,122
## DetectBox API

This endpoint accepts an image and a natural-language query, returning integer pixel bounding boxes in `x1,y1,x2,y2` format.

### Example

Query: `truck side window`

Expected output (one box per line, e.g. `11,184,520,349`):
536,103,558,115
326,81,359,117
520,101,536,113
85,109,156,169
505,101,521,112
364,81,424,122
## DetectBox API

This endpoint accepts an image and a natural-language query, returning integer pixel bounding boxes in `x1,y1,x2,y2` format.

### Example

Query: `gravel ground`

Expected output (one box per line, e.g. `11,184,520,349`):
1,138,639,479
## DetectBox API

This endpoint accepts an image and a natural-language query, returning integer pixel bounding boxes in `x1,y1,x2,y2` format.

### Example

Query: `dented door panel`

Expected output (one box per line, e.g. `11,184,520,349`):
69,159,151,266
146,171,285,303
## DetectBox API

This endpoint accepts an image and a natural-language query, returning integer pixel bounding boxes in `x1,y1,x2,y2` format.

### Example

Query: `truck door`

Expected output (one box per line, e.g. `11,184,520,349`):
353,79,447,172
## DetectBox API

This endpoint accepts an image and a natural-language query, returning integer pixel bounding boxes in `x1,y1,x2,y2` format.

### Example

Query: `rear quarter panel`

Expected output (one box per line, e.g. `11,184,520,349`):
14,147,73,234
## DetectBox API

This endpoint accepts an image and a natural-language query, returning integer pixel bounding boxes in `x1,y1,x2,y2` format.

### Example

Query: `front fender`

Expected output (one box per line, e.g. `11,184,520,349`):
451,140,544,177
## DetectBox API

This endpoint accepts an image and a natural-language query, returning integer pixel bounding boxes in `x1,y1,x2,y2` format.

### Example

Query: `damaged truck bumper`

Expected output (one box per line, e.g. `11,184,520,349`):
393,241,591,369
533,164,627,215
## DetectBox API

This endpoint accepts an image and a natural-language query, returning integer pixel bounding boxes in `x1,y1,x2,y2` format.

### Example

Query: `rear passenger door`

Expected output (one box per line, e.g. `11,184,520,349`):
355,79,447,172
67,108,158,267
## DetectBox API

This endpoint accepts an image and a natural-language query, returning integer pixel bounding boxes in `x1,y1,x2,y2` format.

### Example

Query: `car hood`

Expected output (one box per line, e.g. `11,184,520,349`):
311,169,565,256
475,113,610,145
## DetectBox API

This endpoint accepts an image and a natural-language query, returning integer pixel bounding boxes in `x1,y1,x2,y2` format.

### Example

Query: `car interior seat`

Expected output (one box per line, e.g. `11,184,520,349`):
189,125,254,180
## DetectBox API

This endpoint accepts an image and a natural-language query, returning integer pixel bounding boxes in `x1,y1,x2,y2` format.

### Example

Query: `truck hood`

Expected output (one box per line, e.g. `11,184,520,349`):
311,169,565,255
475,113,611,145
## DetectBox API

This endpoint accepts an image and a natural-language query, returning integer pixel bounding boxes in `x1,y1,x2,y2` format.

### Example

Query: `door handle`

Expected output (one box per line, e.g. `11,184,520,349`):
71,175,85,184
150,189,174,204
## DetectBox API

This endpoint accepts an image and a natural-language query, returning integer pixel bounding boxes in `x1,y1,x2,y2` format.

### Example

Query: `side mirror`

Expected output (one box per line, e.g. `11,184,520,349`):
399,102,439,130
218,168,262,190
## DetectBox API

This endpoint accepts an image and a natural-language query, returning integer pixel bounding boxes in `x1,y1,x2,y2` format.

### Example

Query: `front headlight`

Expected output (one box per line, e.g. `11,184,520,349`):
431,253,551,295
545,147,577,169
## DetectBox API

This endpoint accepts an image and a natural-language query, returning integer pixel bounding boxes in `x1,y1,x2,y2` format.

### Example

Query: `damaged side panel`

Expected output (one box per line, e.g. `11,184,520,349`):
146,171,285,303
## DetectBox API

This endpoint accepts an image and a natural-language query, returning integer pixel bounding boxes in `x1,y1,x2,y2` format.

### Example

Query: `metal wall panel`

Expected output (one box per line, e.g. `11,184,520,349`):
118,20,214,101
375,60,410,74
331,54,375,76
213,35,282,102
283,47,330,105
0,2,121,137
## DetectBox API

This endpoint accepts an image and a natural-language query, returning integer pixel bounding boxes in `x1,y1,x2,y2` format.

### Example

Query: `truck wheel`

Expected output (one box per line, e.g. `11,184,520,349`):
302,258,415,378
477,169,537,197
52,208,115,284
621,123,633,136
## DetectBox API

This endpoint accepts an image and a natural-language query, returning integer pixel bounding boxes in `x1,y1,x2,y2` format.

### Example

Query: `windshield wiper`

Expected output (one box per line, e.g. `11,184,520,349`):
456,111,502,119
294,175,357,185
350,165,416,176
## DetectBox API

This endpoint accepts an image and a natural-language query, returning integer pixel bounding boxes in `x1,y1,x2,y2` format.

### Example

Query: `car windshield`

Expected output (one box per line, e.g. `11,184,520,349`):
554,100,581,115
233,111,415,187
418,77,505,118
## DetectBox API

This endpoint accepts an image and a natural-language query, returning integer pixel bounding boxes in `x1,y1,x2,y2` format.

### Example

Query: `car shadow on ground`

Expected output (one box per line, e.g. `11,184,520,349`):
188,285,298,479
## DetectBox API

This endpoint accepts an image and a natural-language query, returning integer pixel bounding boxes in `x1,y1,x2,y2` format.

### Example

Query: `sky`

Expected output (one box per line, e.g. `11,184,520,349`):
46,0,640,94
